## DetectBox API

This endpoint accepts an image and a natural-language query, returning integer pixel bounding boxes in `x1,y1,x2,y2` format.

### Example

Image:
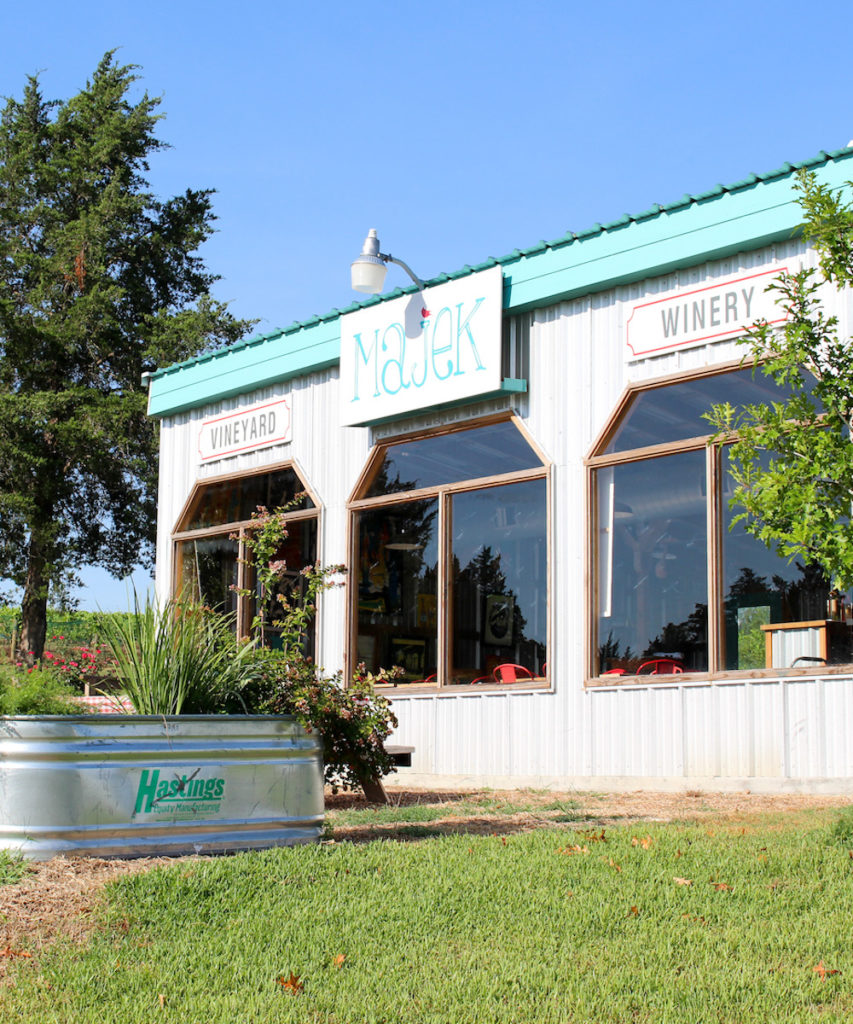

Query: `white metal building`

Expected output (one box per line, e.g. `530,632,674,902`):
148,147,853,793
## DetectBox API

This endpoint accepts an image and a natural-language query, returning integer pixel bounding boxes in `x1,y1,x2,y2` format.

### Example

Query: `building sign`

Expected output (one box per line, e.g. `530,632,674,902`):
339,265,503,426
625,266,789,359
198,397,291,462
134,768,226,819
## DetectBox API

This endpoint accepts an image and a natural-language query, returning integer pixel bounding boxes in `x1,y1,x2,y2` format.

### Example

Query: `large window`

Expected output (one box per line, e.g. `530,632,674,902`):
590,366,850,678
351,418,549,689
173,464,319,646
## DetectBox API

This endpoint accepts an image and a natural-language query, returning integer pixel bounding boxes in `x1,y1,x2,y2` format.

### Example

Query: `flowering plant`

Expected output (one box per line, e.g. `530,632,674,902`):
238,652,401,793
40,636,115,689
229,503,402,795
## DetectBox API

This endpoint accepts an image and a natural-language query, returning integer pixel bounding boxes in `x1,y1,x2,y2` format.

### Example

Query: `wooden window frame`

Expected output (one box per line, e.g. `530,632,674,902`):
347,414,552,695
585,363,847,685
171,459,321,643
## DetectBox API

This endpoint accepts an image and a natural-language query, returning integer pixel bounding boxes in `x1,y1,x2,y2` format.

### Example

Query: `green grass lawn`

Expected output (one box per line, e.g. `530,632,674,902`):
3,799,853,1023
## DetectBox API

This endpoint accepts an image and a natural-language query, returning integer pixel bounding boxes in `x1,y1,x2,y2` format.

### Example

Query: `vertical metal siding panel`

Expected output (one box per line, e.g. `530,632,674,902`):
682,686,717,777
625,689,648,775
588,688,642,776
588,690,613,776
749,680,784,777
824,678,853,776
520,299,593,779
786,680,823,779
716,683,751,777
644,685,682,776
390,696,433,775
588,689,622,775
509,694,544,777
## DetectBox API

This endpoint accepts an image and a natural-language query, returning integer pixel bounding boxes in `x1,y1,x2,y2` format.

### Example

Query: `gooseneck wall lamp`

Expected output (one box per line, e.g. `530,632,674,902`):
350,229,425,293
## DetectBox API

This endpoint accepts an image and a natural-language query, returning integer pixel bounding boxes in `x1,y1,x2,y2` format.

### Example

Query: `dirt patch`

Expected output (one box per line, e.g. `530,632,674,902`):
327,787,853,842
0,855,176,974
1,788,849,972
331,787,853,820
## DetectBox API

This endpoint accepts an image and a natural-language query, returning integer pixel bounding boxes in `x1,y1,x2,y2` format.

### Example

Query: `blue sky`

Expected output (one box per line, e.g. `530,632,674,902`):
2,0,852,609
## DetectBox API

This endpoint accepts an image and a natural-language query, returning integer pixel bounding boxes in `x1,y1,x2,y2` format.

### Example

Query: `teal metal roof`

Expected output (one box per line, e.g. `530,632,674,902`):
149,146,853,418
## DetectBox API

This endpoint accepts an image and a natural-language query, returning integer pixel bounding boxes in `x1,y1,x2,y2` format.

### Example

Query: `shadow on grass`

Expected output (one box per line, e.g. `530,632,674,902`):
324,788,592,844
325,790,477,811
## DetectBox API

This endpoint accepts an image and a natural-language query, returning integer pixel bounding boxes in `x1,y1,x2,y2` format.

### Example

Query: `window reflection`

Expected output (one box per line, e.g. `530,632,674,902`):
721,449,852,668
606,368,818,454
178,536,239,620
259,519,318,658
183,467,313,530
354,420,550,688
365,421,543,497
597,450,708,673
175,465,319,644
355,500,439,683
451,480,547,683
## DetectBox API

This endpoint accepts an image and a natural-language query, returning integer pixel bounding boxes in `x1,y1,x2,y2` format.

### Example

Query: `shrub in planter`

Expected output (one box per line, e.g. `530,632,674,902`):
237,651,400,794
232,504,402,795
95,592,255,714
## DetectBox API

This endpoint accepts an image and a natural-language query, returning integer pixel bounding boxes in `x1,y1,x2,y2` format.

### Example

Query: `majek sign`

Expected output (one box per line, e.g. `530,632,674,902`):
625,266,788,358
339,265,503,426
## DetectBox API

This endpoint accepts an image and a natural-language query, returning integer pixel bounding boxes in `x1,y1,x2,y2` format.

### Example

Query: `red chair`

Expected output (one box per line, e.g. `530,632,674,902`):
601,668,627,676
637,658,683,675
493,663,534,683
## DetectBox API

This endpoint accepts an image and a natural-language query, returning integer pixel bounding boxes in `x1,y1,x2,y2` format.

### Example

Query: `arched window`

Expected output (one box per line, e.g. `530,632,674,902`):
172,464,319,649
350,417,549,690
589,365,849,678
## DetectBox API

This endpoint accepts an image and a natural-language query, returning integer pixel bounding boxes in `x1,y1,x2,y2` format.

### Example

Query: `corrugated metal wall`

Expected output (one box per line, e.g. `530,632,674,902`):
156,239,853,791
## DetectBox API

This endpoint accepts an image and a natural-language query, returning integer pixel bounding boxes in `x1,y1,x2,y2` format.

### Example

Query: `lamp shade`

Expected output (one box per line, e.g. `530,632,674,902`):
351,229,388,293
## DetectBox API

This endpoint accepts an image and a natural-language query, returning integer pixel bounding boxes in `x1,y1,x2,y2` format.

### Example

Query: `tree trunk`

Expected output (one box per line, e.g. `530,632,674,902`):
20,537,50,664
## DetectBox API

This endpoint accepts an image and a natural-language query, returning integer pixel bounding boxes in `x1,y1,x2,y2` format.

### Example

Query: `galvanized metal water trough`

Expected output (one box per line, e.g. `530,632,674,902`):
0,715,324,860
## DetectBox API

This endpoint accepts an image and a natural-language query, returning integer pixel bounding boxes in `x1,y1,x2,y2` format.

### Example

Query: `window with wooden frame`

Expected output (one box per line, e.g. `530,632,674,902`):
588,364,852,680
172,463,320,649
349,415,550,691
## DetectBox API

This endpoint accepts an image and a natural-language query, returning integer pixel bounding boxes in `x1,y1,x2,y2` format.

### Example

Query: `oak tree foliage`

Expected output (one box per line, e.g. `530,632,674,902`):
709,168,853,591
0,53,254,658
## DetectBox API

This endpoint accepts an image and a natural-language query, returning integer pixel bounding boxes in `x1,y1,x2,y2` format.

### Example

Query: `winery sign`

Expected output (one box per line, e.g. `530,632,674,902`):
626,266,788,359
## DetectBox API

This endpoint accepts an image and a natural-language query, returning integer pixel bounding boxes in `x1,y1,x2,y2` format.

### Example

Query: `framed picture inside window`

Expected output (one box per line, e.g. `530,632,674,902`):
417,593,437,629
485,594,514,646
356,634,377,665
391,637,426,677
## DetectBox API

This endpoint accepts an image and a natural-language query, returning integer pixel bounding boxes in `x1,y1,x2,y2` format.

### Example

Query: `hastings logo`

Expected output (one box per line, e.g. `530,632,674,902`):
134,768,225,815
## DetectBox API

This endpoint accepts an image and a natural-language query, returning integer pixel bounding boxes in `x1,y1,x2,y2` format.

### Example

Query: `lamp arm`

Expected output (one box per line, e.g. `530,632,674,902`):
380,252,424,290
